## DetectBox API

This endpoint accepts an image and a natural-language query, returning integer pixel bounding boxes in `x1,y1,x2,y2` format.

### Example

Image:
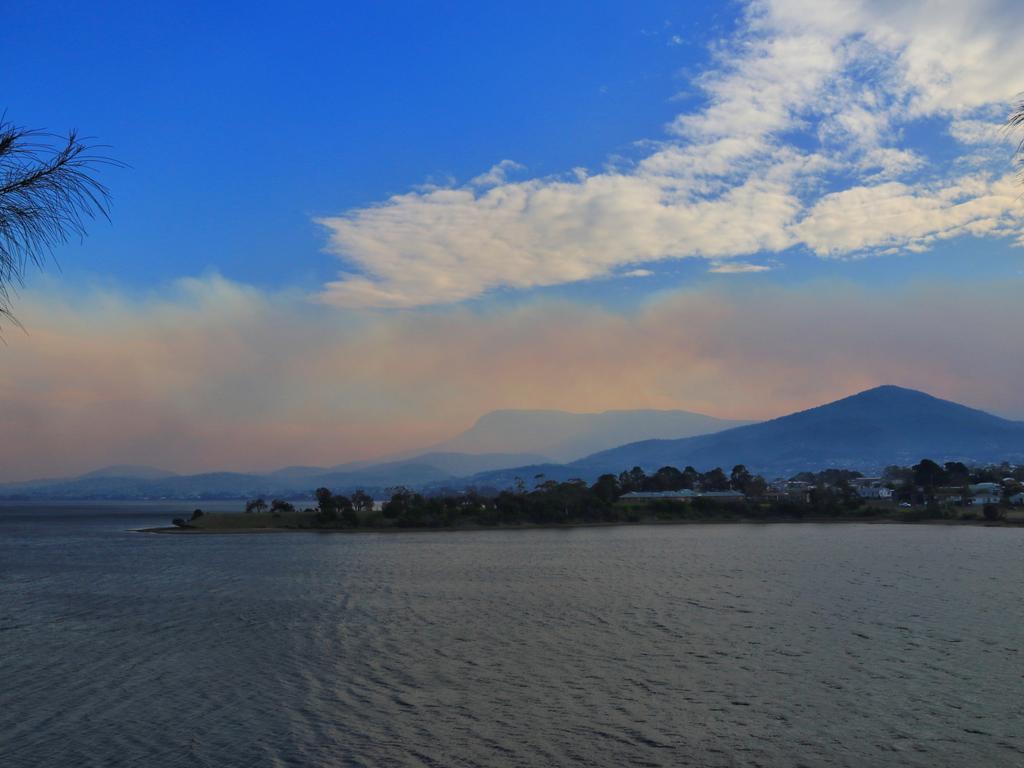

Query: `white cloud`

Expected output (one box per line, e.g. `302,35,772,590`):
950,120,1000,146
858,148,924,180
794,173,1024,256
708,261,773,274
317,175,802,307
316,0,1024,308
469,159,525,188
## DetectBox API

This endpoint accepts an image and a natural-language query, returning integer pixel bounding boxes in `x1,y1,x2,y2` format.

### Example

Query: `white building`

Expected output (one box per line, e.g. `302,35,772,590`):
857,485,893,499
969,483,1002,506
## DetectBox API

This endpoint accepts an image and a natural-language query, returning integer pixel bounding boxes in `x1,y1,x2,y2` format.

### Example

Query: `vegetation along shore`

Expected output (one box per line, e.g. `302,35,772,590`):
146,459,1024,533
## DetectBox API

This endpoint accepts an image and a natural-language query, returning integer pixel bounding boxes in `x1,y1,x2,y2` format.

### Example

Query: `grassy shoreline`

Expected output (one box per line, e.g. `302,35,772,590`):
137,515,1024,535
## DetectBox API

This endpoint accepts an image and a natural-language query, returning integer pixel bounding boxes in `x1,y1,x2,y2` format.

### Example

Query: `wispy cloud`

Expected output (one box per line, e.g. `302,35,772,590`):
316,0,1024,308
708,261,773,274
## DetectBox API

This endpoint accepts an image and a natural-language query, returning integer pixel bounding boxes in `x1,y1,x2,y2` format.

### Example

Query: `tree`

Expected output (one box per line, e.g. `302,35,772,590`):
982,503,1004,522
351,489,374,517
1008,94,1024,181
245,498,267,514
270,499,295,514
314,487,336,520
700,467,730,492
730,464,753,492
331,494,356,526
0,120,118,325
650,466,686,491
382,486,415,519
944,461,970,486
591,474,620,503
912,459,946,491
617,466,647,493
883,465,914,486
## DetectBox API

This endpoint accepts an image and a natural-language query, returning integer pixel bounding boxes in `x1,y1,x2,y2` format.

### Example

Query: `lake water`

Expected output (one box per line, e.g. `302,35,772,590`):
2,504,1023,767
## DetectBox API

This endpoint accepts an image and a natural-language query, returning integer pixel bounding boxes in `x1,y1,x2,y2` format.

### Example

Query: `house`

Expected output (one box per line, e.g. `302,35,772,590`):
619,490,698,503
698,491,746,503
969,483,1002,506
618,489,746,504
850,477,893,500
933,487,968,506
857,485,893,499
765,479,811,503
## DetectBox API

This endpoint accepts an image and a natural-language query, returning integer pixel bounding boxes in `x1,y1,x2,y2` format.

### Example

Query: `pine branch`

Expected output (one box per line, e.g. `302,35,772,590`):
0,118,120,326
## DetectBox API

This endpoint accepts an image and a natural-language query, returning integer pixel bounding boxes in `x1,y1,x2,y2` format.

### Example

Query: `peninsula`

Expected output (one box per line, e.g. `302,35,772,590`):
145,459,1024,533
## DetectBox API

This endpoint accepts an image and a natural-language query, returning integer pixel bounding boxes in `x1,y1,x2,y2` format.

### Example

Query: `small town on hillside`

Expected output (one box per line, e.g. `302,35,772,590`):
616,460,1024,514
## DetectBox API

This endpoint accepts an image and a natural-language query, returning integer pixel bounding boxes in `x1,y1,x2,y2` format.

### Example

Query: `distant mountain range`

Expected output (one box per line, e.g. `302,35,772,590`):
4,387,1023,499
0,407,743,500
0,452,548,501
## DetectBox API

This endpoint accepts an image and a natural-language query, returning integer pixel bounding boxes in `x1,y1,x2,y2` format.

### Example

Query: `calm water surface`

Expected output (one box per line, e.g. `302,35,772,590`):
2,504,1022,767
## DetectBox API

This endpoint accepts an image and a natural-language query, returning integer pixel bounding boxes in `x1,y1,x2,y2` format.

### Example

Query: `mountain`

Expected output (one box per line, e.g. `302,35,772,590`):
364,452,551,478
77,465,178,480
431,408,749,463
570,386,1024,478
0,452,548,500
8,388,1023,499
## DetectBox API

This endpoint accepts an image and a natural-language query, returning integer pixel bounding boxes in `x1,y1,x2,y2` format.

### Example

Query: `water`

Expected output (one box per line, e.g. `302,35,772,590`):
2,504,1022,767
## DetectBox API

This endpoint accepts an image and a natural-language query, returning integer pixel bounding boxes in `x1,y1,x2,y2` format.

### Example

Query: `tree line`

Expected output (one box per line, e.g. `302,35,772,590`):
233,459,1022,530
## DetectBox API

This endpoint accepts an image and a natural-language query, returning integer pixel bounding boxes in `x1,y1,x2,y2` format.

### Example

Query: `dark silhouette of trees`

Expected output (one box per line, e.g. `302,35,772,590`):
912,459,946,490
382,486,418,520
351,489,374,517
245,498,267,514
0,120,119,325
226,455,1024,533
1008,94,1024,181
314,487,336,520
617,466,647,493
650,466,686,491
591,473,621,503
311,487,360,526
944,461,970,486
982,504,1004,522
729,464,755,494
270,499,295,514
700,467,730,491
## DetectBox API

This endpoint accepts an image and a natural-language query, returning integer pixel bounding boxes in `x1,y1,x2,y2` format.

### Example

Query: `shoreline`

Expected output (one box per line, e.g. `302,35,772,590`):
136,516,1022,535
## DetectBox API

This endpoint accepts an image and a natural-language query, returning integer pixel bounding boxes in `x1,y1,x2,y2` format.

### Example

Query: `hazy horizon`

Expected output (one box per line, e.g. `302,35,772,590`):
2,383,1021,484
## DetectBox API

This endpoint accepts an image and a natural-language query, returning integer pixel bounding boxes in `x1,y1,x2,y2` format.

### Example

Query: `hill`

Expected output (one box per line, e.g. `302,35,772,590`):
77,465,178,480
0,452,548,500
570,386,1024,478
431,408,748,463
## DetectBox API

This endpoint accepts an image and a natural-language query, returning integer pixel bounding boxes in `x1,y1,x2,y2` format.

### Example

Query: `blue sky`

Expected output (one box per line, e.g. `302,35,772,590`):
3,0,1024,478
3,1,735,292
7,0,1019,302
